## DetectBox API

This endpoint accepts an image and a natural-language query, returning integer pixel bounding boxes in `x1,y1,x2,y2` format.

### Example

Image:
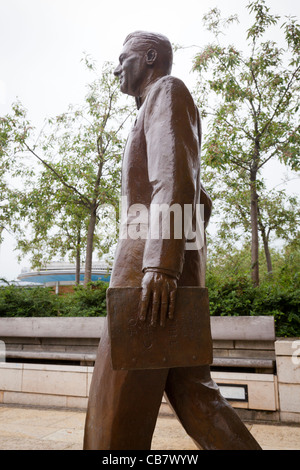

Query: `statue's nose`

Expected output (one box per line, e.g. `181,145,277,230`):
114,64,121,77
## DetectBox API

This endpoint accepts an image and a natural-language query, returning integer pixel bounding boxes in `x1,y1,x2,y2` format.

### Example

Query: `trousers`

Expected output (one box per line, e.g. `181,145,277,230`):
83,320,261,450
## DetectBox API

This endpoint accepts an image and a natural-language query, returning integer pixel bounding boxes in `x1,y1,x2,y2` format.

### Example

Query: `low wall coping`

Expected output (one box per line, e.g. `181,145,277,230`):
0,315,275,341
275,338,300,356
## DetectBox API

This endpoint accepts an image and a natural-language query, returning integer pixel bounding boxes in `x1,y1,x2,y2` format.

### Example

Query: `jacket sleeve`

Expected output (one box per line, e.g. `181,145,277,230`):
142,77,201,279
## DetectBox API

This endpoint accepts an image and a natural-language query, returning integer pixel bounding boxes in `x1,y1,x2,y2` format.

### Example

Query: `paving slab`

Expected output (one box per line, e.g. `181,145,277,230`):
1,404,300,451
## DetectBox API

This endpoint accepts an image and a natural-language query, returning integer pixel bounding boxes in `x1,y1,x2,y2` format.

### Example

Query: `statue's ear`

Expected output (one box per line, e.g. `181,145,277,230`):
145,48,157,65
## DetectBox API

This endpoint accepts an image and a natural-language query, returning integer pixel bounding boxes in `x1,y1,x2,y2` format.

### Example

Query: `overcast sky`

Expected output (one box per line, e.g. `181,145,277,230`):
1,0,299,280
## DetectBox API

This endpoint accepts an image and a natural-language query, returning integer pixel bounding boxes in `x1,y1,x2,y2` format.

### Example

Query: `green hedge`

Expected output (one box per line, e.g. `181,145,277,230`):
0,281,108,318
0,266,299,337
205,243,300,337
206,274,300,337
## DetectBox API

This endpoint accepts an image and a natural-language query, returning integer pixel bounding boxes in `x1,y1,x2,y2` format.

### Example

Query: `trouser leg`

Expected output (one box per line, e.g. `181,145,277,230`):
83,320,168,450
165,365,262,450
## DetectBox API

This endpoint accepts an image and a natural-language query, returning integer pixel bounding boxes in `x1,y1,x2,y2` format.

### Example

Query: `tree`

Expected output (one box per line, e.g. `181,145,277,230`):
205,169,300,275
256,190,299,273
193,0,300,285
11,169,91,284
2,60,135,284
0,102,34,244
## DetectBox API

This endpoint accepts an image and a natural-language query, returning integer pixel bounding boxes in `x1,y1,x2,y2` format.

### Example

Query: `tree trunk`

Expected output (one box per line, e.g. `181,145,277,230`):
83,139,104,287
262,234,273,275
75,230,81,284
84,203,97,286
250,169,259,287
257,208,273,275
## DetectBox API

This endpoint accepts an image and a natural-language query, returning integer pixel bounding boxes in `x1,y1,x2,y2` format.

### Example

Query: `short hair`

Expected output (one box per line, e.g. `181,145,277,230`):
123,31,173,74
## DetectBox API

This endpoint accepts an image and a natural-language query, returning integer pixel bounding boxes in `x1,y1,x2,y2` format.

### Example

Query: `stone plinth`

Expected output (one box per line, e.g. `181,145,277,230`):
275,339,300,423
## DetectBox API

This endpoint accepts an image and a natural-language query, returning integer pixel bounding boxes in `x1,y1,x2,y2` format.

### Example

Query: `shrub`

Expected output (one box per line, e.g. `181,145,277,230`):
0,284,61,317
1,244,299,337
60,281,108,317
0,281,108,317
206,271,300,337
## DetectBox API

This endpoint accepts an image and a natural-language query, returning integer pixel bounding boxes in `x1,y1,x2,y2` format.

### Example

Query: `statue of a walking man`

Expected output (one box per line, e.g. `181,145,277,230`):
83,31,261,450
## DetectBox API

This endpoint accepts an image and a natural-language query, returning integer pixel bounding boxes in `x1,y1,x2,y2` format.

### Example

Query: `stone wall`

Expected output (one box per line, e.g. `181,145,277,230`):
275,339,300,424
0,362,91,409
0,338,299,424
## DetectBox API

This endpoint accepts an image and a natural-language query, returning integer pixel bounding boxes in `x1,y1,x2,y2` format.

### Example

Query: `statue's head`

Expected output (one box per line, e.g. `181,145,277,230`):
114,31,173,99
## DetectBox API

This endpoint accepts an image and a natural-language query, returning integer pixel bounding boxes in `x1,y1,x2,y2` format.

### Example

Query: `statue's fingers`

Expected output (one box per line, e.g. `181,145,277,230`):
151,289,160,327
140,285,151,321
160,286,169,327
168,288,177,320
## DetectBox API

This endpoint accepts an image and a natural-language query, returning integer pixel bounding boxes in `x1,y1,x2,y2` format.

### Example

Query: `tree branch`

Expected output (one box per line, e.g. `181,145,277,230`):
23,143,91,208
260,64,300,137
257,148,278,170
257,123,300,170
222,116,255,143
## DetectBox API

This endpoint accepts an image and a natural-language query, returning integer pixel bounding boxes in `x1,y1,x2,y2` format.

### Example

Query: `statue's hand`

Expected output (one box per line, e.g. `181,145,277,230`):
139,271,177,327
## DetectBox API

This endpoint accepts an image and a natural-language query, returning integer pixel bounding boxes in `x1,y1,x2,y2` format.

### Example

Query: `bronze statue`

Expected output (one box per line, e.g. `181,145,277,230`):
83,31,262,450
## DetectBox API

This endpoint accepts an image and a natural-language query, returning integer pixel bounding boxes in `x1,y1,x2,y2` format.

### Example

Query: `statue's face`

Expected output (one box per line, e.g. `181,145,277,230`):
114,39,148,97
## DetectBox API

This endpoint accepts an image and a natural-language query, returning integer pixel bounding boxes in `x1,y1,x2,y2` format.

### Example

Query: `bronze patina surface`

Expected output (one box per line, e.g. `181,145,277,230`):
108,287,213,370
83,31,262,451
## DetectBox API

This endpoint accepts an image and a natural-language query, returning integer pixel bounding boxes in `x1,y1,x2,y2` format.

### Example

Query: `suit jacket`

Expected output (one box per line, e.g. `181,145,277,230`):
110,75,212,289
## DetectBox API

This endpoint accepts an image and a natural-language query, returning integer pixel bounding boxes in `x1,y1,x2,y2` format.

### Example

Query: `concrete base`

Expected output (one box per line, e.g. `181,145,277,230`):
0,362,91,410
2,335,300,425
211,371,278,411
275,339,300,424
1,361,299,424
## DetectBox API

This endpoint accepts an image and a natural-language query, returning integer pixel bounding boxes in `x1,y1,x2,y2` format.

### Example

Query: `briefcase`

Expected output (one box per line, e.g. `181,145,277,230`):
107,287,213,370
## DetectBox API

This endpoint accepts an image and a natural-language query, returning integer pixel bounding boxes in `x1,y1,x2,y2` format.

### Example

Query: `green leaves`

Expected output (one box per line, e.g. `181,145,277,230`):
206,243,300,337
0,285,61,317
282,16,300,66
193,44,224,72
202,7,239,38
0,281,109,317
246,0,280,41
1,59,135,281
195,1,300,285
